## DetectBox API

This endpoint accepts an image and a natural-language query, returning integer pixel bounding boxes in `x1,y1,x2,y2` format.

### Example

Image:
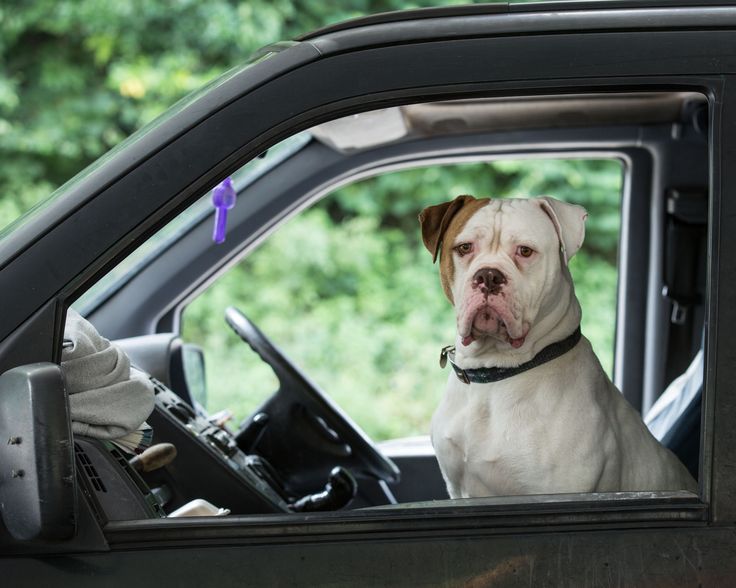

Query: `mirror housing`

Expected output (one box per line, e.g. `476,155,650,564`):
181,343,207,407
0,363,75,541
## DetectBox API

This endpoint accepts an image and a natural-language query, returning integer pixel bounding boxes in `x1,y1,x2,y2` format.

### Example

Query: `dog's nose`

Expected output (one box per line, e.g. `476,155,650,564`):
473,267,507,293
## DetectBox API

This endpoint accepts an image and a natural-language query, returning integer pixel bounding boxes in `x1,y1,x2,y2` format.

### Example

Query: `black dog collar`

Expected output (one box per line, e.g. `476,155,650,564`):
439,326,582,385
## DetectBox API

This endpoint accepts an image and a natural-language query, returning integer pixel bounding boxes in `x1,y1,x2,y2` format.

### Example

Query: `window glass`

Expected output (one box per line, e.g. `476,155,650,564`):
181,158,623,441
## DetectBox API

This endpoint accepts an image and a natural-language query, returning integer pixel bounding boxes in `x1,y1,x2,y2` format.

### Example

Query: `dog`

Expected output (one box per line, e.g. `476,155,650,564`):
419,195,697,498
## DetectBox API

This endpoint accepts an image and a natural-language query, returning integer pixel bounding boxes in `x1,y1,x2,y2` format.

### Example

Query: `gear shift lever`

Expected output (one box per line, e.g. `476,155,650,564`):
290,467,357,512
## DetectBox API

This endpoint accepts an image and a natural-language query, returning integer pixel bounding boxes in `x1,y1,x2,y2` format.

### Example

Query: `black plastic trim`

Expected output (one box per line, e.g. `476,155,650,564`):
104,491,705,550
298,1,736,41
297,3,508,40
303,6,736,58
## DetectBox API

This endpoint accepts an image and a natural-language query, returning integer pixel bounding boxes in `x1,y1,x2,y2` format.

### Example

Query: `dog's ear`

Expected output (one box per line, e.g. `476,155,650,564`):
538,196,588,264
419,195,476,263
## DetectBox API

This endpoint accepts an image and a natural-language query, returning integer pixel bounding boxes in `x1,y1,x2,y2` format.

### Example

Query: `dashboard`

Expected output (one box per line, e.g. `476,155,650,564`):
79,330,446,522
144,378,291,515
86,333,379,520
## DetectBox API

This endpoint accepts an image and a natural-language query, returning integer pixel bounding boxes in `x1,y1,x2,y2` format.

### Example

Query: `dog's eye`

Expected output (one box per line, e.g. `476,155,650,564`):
454,242,473,256
517,245,534,258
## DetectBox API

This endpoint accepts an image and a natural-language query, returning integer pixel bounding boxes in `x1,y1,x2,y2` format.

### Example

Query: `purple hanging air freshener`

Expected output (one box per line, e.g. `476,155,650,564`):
211,177,236,244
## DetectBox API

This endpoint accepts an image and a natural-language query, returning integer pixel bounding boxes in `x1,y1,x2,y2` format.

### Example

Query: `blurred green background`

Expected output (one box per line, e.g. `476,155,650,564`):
1,1,622,441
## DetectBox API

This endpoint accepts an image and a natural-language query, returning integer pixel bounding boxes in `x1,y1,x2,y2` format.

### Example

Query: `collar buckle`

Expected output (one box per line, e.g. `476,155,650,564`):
439,345,454,369
440,345,471,384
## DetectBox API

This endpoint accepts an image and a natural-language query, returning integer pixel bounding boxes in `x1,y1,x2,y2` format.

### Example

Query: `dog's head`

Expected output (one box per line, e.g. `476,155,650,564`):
419,195,587,352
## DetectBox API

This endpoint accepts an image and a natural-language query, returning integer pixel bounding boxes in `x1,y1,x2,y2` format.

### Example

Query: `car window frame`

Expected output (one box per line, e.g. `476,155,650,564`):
109,94,712,541
78,76,721,538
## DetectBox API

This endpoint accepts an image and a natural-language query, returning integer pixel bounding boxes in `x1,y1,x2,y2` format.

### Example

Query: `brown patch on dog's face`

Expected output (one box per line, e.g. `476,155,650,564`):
419,195,476,263
419,196,491,304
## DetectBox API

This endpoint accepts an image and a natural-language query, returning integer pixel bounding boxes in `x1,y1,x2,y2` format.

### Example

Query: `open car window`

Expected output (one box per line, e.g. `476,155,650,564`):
53,91,708,529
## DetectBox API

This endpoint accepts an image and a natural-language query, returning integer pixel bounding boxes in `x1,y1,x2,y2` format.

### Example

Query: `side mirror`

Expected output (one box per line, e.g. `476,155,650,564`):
0,363,75,541
181,343,207,407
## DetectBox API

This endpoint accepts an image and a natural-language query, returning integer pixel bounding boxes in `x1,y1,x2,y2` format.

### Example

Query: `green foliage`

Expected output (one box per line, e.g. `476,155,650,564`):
182,159,621,441
0,0,499,229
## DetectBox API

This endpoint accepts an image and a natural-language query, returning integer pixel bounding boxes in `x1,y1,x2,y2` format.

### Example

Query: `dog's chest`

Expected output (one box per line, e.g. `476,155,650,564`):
431,380,543,497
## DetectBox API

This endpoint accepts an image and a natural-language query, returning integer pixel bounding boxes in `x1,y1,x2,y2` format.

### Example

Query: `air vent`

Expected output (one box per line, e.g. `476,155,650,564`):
109,445,130,470
75,443,107,493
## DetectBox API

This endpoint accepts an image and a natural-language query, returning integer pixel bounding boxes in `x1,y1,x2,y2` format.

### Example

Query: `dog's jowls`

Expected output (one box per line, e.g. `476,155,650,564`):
420,195,696,498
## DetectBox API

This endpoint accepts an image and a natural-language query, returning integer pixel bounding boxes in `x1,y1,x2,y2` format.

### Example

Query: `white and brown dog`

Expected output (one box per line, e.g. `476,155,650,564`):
420,195,696,498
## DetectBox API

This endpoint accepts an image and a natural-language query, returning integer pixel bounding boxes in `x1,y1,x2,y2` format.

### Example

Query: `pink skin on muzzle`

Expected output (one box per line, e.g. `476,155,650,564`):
457,285,528,348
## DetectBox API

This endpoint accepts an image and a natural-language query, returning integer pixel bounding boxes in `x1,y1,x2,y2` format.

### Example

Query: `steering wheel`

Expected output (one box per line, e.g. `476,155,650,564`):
224,306,399,494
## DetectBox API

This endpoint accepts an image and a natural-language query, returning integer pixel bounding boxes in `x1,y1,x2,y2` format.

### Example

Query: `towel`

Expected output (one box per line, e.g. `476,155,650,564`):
62,309,155,441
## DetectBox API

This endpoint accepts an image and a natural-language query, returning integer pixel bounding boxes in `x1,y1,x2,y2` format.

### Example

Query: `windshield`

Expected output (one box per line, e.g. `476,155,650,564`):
73,132,310,314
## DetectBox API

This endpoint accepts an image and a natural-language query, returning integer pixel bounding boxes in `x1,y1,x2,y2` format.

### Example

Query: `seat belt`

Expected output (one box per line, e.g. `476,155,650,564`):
662,188,707,387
